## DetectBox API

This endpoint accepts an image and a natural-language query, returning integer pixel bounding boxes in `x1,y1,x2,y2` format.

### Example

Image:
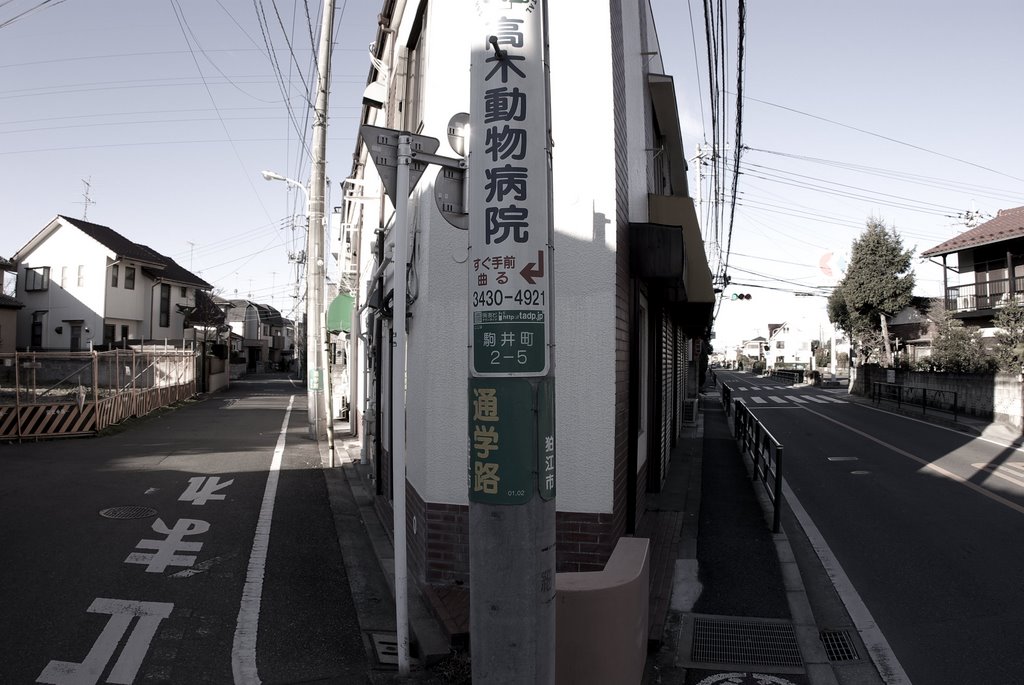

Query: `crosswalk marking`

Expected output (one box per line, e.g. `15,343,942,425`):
769,396,788,404
751,396,767,404
790,396,809,404
805,396,829,404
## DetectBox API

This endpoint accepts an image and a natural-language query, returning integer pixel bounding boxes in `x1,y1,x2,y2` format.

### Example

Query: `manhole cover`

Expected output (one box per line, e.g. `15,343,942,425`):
99,505,157,520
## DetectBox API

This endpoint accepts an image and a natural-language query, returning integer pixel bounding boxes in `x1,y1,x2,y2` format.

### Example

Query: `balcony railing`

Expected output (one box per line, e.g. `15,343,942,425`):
944,277,1024,313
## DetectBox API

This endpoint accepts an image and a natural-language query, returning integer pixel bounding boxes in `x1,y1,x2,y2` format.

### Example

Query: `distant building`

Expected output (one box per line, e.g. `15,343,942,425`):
11,216,211,351
922,206,1024,336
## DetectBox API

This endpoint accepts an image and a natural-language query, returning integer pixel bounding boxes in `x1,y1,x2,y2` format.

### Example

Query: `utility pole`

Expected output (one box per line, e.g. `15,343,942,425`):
468,3,556,682
306,0,334,440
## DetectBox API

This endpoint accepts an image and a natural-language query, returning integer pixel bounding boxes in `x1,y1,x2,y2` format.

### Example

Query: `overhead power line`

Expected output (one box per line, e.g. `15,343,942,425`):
740,93,1024,183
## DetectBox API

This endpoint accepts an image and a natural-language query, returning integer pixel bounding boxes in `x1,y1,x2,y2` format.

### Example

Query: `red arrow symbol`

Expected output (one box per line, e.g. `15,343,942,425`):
520,250,545,284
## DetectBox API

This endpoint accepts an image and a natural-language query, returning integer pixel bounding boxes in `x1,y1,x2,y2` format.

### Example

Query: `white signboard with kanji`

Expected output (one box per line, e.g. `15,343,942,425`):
469,1,551,377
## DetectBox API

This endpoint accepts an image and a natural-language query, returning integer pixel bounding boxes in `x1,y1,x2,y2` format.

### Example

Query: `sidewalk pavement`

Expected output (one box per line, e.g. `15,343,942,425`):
321,379,1017,683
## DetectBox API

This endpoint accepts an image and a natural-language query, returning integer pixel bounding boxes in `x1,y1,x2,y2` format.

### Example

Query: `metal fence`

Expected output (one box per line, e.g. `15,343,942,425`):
871,381,959,421
0,349,196,440
733,399,785,533
770,369,804,384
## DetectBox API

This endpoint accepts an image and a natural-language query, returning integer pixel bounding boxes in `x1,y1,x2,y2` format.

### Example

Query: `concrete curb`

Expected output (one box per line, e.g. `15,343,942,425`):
324,435,451,670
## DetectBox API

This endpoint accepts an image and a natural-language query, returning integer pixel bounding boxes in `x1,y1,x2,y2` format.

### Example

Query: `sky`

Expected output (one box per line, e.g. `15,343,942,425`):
1,0,380,321
3,1,1024,350
650,0,1024,350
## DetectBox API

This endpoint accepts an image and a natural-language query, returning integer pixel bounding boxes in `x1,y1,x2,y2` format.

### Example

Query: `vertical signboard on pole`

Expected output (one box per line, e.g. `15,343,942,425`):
469,2,551,379
467,0,556,508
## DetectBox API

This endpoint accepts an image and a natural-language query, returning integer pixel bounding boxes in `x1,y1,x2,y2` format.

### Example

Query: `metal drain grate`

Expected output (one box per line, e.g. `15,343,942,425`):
690,615,802,669
99,505,157,520
820,629,859,662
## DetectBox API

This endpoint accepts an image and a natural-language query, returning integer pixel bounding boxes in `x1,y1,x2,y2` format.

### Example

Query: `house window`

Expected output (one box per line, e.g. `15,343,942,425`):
160,284,170,328
121,325,129,340
776,341,785,349
60,266,67,287
125,267,136,290
77,265,85,287
24,266,50,291
103,324,115,344
181,286,187,297
31,312,44,347
111,264,119,288
402,4,428,133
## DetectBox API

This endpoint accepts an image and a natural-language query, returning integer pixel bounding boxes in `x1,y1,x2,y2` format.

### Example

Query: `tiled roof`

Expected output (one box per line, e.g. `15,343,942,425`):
0,293,24,308
59,215,212,289
921,206,1024,257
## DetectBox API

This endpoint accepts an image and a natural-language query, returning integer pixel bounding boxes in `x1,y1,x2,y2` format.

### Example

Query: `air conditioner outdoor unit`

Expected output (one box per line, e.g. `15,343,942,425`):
682,398,699,425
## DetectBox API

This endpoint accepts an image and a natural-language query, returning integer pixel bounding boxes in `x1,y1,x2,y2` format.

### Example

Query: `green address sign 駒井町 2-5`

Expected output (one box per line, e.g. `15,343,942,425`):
472,309,547,375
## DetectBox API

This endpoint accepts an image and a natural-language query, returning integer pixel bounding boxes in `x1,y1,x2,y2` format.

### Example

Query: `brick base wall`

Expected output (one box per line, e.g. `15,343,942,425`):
387,486,622,582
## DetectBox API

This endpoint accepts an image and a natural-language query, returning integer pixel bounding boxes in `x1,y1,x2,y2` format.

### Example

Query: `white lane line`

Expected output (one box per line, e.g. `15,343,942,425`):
783,480,912,685
232,394,295,685
805,407,1024,517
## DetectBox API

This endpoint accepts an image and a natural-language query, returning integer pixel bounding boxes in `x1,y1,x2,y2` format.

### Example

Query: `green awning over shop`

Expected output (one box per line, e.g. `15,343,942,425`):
327,293,354,333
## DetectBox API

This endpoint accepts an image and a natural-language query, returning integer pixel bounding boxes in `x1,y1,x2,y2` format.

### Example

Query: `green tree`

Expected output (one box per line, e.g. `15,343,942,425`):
827,218,915,366
929,309,991,372
993,300,1024,371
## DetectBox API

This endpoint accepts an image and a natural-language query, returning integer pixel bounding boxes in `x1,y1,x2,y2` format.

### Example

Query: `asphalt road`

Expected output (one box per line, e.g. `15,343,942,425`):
719,370,1024,685
0,375,369,684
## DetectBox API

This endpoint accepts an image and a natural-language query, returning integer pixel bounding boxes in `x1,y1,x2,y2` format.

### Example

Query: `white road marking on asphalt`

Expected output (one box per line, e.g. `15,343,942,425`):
805,408,1024,518
790,396,809,404
782,482,911,685
751,396,767,404
769,396,788,404
232,394,295,685
972,462,1024,489
37,599,173,685
179,476,234,505
125,518,210,573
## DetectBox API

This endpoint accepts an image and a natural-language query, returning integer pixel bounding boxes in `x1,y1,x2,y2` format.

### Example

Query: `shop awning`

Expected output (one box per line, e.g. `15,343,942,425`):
327,293,354,334
647,194,716,337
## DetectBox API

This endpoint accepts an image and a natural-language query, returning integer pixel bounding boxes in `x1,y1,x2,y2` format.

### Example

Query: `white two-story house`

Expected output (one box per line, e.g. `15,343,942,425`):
12,215,211,351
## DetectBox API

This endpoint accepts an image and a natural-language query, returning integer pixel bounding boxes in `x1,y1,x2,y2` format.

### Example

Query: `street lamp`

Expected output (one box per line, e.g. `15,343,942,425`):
261,169,326,441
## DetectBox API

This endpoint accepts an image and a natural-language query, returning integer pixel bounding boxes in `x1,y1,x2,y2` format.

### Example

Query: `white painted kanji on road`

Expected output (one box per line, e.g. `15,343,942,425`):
125,518,210,573
178,476,234,505
37,598,172,685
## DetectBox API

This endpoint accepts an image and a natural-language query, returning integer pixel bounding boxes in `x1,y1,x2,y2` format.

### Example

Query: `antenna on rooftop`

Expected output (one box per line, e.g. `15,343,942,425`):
78,177,96,219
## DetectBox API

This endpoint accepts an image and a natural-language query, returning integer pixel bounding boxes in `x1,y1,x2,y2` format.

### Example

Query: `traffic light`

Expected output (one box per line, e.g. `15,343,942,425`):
730,293,752,301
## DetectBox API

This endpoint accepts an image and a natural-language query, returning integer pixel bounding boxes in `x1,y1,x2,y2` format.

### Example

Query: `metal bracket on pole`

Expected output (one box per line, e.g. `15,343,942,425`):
410,150,466,169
